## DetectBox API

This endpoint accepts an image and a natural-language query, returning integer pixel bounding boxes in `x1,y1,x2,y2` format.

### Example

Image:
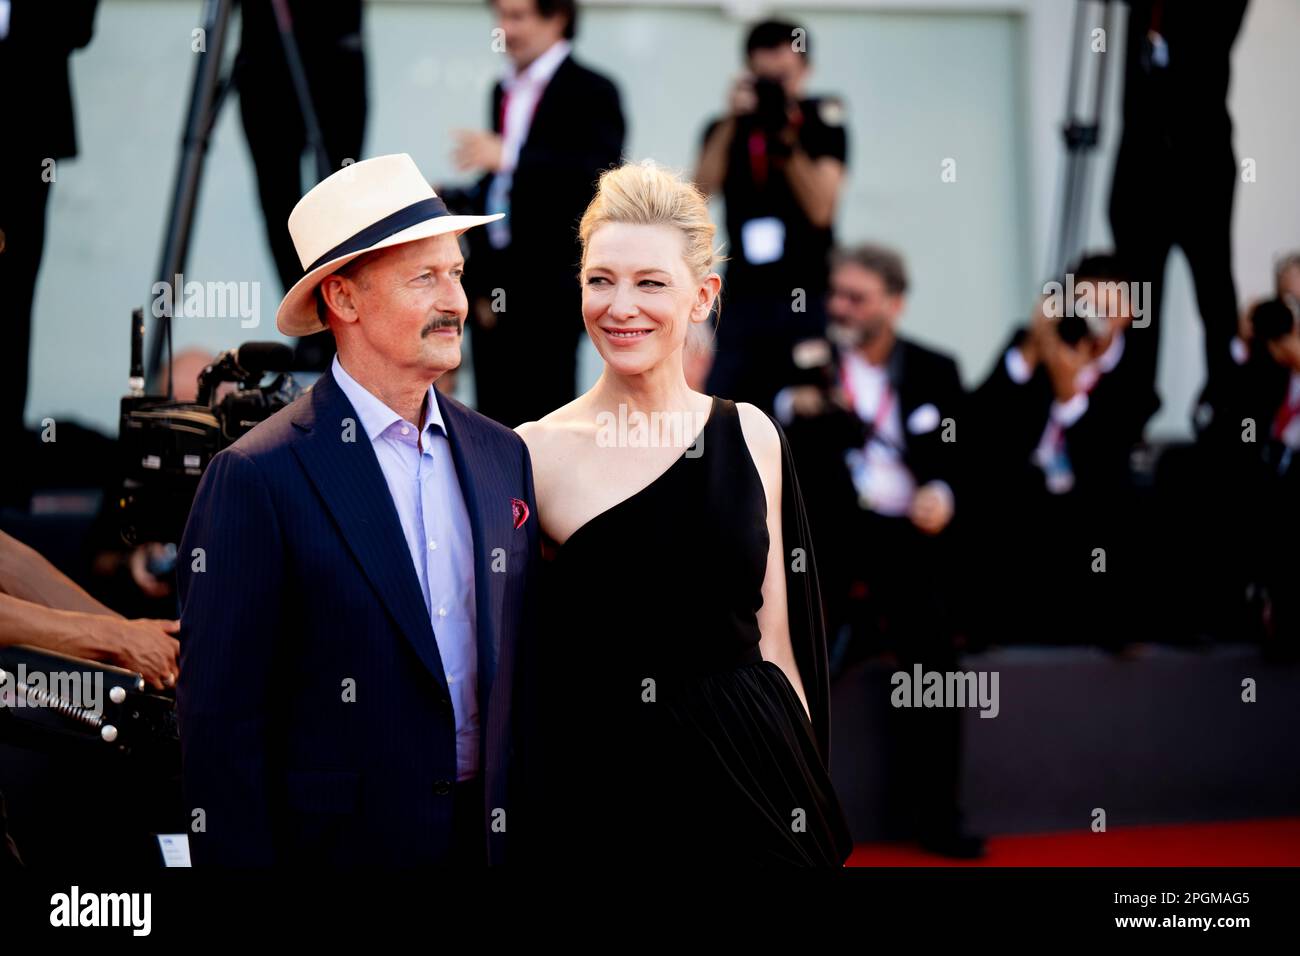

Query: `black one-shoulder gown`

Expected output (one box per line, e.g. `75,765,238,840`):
516,396,853,866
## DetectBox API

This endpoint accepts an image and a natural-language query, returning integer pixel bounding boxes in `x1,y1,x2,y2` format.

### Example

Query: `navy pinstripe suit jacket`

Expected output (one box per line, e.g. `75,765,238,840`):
176,367,539,865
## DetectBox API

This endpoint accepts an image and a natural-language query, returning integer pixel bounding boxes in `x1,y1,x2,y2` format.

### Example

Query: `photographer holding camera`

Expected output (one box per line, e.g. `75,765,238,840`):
969,253,1158,648
695,18,847,412
776,244,979,858
1195,257,1300,659
777,245,964,646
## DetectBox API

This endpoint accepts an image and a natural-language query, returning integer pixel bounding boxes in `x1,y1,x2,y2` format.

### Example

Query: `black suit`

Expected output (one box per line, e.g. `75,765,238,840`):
0,0,99,500
459,53,625,427
1190,340,1300,653
784,335,969,841
969,328,1157,646
177,369,540,865
972,328,1156,499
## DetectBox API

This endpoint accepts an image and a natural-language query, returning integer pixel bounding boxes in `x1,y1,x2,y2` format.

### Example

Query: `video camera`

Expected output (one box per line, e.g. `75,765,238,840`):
117,308,301,545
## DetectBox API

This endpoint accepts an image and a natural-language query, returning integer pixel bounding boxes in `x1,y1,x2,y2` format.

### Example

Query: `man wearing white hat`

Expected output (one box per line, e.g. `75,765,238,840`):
176,153,540,866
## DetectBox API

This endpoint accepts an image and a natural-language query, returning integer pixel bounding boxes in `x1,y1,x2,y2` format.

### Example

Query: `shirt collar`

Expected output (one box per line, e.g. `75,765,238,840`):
331,354,445,444
504,38,571,90
842,337,897,374
844,348,886,379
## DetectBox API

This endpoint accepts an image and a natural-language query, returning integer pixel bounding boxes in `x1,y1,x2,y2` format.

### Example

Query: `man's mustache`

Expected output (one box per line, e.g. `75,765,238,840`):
421,314,463,336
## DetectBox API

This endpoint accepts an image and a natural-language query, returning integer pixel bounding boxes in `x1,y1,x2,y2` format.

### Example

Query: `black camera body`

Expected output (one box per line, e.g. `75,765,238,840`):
1055,315,1093,347
1251,298,1297,343
117,339,300,545
752,76,791,137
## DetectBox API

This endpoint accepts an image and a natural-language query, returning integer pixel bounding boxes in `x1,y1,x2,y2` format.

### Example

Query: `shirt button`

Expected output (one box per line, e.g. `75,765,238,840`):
437,607,447,617
428,539,437,551
401,425,410,436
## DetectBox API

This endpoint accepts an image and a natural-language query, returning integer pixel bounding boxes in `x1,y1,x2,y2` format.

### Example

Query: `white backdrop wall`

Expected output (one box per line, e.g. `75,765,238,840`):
27,0,1300,440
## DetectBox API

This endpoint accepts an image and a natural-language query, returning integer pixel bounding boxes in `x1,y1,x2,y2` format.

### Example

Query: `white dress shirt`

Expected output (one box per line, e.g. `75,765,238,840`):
332,356,480,781
840,349,916,516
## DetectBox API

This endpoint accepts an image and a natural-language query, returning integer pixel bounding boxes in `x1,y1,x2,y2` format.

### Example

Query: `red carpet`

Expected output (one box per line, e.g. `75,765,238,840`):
846,818,1300,866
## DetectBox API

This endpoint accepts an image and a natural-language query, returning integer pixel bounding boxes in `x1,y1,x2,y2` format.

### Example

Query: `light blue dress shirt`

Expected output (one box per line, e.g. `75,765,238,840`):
331,355,479,781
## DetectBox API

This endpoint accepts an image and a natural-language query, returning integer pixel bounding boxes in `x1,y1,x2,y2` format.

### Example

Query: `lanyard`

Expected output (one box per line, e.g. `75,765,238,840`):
839,360,895,436
1273,390,1300,440
747,130,768,188
1043,366,1104,454
746,107,805,188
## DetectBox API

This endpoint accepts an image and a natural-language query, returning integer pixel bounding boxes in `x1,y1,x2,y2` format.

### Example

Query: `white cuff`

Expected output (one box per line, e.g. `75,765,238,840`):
1230,336,1249,366
773,387,797,426
1004,347,1033,385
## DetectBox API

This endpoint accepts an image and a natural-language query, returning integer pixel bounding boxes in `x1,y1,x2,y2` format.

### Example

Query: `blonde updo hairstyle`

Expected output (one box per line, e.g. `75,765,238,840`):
578,160,724,327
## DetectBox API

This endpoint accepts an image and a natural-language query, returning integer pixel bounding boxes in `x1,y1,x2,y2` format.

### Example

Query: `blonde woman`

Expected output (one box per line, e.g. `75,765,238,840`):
516,161,851,865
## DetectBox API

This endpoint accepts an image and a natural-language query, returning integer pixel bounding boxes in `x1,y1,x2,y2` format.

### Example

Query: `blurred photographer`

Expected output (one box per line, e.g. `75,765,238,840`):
695,18,847,412
1226,251,1300,366
777,246,964,639
1197,281,1300,659
969,253,1158,648
777,244,979,858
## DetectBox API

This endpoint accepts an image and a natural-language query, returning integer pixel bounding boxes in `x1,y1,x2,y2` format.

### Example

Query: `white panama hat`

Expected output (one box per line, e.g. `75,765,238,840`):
275,153,502,336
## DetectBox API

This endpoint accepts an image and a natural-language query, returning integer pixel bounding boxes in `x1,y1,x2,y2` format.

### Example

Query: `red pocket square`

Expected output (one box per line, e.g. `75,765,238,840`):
511,497,529,530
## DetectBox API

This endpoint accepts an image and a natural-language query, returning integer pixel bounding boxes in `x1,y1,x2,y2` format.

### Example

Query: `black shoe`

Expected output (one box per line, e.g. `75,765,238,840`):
919,830,986,860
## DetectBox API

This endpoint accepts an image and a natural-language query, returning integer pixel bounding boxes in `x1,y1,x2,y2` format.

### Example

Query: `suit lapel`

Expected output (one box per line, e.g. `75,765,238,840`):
520,54,572,154
888,337,916,419
436,391,508,703
491,81,505,134
289,370,450,697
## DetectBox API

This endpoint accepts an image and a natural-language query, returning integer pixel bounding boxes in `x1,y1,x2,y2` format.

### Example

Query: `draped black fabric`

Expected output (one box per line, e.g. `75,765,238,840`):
769,409,835,764
519,396,852,865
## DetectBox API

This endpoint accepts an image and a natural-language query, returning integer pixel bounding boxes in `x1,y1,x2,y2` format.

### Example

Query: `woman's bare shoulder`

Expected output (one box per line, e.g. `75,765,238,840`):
515,398,597,463
733,401,782,499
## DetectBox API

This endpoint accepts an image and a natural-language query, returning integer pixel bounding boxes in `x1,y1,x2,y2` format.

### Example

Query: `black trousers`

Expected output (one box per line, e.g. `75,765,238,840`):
0,156,52,462
236,21,366,372
858,513,965,838
824,508,966,839
1109,142,1240,408
450,776,487,866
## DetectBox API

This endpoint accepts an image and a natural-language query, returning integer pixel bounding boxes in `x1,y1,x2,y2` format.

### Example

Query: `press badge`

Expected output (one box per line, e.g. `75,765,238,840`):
156,834,192,867
740,217,785,265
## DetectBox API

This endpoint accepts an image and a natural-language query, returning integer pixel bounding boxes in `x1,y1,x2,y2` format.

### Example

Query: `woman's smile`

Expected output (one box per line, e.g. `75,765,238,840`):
602,326,654,341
